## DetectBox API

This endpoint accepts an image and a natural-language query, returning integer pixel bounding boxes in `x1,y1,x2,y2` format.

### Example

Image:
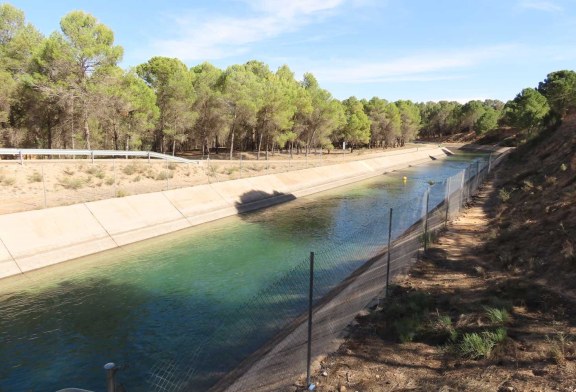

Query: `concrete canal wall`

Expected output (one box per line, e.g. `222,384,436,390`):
0,146,450,279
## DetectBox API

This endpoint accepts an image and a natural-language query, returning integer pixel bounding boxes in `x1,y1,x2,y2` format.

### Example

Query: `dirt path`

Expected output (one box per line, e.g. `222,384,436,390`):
307,181,576,392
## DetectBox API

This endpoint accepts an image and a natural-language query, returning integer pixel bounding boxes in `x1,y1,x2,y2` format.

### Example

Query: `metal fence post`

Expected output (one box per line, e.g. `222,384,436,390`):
445,179,450,227
385,208,393,298
104,362,117,392
459,170,465,208
41,164,47,209
112,159,117,197
165,159,169,190
475,160,480,192
306,251,315,390
424,188,430,252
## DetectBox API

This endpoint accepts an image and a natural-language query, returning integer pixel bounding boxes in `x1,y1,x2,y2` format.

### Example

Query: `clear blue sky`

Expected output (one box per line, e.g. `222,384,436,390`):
5,0,576,103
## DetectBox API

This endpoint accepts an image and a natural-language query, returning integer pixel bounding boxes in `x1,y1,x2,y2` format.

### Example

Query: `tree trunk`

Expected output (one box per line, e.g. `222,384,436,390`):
229,125,235,160
257,132,263,160
47,119,52,149
83,117,91,150
113,122,119,150
84,117,92,150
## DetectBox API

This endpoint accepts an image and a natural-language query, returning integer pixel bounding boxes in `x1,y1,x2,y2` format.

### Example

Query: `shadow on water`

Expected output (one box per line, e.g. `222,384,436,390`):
234,190,296,214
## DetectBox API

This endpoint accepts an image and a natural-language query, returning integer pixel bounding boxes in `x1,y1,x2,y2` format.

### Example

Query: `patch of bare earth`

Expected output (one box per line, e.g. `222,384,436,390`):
305,182,576,392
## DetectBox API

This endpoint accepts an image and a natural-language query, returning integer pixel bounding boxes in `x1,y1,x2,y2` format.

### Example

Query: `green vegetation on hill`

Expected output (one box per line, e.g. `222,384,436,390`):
1,3,575,156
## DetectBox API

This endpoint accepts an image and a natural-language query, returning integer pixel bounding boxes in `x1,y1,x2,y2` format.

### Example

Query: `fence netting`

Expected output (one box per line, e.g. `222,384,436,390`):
139,151,506,392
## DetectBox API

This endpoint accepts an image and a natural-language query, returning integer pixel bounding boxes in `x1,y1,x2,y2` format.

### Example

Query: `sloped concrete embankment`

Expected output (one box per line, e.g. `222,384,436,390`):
0,146,448,279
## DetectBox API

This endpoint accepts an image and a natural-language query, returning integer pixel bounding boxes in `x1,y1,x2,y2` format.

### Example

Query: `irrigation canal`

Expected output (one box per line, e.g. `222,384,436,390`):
0,152,485,391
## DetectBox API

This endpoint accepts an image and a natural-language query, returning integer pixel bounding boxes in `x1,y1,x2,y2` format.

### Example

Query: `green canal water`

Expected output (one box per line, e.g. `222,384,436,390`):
0,153,484,391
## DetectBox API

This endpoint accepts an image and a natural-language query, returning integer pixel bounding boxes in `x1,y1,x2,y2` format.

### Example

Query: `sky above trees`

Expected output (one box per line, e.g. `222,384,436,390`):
5,0,576,103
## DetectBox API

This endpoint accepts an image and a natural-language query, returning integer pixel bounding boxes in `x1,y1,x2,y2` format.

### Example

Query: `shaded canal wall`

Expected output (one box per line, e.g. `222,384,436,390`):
0,146,449,279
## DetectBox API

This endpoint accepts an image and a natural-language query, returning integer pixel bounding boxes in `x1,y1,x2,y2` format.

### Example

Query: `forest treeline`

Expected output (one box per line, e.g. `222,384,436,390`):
1,4,575,158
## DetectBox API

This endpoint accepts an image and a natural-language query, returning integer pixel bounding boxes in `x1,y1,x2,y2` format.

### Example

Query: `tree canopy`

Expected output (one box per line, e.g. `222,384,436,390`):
1,5,575,154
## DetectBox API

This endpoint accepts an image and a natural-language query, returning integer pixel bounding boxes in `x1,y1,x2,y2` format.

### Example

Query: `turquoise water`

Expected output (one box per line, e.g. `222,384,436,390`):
0,154,484,391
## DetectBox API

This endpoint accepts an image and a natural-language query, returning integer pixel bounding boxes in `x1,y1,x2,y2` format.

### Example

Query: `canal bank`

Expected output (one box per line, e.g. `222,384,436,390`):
0,146,450,279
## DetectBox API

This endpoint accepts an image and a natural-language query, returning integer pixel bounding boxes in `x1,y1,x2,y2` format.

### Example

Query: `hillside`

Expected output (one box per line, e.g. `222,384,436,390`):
489,113,576,290
303,115,576,391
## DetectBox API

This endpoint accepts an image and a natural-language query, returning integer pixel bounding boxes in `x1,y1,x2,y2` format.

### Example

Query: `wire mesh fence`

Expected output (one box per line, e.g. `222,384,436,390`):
136,151,507,392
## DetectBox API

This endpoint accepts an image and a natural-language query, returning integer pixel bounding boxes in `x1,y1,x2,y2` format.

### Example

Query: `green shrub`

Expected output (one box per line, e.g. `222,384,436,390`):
435,314,458,342
483,306,510,325
395,316,422,343
458,328,507,359
0,175,16,186
545,175,557,185
123,162,144,175
85,165,105,179
379,291,432,343
27,171,43,183
546,332,572,365
59,176,85,190
498,188,511,202
224,167,238,175
521,180,533,192
105,177,115,186
155,170,174,181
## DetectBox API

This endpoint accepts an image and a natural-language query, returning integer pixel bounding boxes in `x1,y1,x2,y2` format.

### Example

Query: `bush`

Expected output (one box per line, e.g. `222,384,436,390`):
59,176,85,190
521,180,534,192
434,314,458,343
155,170,174,181
546,332,572,365
395,316,422,343
483,306,510,325
0,175,16,186
458,328,507,359
498,188,511,202
123,162,143,175
27,171,43,183
378,290,432,343
116,189,127,198
85,165,105,179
